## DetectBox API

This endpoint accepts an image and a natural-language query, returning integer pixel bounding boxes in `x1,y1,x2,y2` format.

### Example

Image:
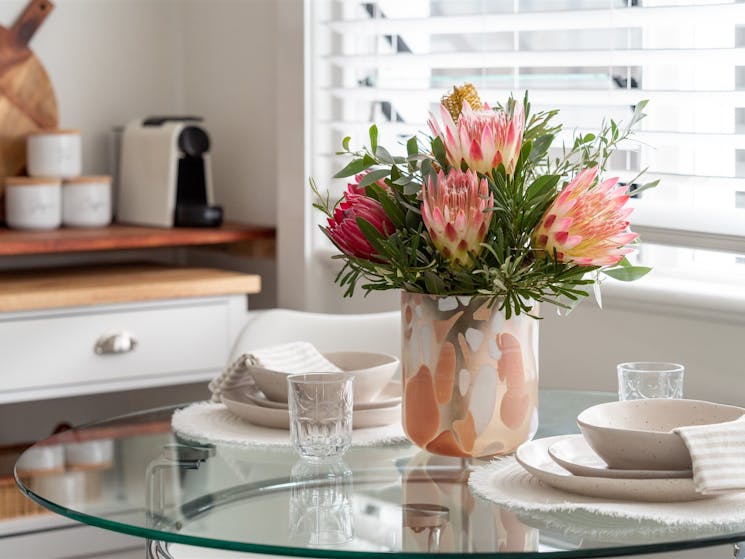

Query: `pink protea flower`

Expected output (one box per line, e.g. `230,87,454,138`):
421,169,494,269
428,101,525,176
532,167,638,267
326,186,394,262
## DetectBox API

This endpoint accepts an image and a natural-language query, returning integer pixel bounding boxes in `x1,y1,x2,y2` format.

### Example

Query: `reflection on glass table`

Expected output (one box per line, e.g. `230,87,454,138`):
14,391,745,558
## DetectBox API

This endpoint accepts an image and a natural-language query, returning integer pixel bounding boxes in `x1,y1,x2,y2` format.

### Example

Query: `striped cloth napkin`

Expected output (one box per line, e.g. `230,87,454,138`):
674,416,745,495
209,341,341,402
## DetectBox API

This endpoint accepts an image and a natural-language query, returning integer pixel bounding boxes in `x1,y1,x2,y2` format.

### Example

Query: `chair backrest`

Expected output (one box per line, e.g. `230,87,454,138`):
229,308,402,362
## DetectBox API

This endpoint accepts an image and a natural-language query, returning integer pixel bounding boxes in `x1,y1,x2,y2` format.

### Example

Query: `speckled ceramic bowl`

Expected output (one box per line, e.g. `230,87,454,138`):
251,351,399,404
577,399,745,470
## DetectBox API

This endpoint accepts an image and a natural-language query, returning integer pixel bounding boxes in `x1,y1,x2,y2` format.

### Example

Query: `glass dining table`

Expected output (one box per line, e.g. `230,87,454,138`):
14,390,745,558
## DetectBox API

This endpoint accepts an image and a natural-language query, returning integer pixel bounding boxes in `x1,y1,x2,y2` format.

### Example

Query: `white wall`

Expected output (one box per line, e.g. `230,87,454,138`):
0,0,185,175
182,0,277,226
0,0,277,227
540,296,745,406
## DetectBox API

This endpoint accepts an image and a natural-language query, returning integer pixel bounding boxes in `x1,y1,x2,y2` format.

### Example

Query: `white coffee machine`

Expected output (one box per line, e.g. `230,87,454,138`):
117,116,223,227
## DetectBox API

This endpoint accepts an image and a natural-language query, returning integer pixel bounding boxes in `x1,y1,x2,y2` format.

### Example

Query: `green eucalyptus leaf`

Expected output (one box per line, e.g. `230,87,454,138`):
342,136,351,151
333,158,370,178
421,158,433,177
526,175,560,201
631,179,660,196
405,209,422,229
369,125,378,153
529,134,553,162
358,168,390,187
407,136,418,157
404,182,422,196
432,136,447,168
375,146,394,164
602,266,651,282
390,165,401,182
374,188,405,228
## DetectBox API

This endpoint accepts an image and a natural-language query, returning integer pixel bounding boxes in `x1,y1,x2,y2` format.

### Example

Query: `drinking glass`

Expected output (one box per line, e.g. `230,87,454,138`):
617,362,684,400
289,459,353,546
288,373,353,459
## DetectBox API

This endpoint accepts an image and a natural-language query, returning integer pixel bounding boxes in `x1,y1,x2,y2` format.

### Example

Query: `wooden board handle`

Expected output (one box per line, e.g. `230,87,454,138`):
11,0,54,47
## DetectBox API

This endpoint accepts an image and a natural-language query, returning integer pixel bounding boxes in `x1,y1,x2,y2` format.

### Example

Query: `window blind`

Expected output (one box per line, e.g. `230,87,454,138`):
309,0,745,254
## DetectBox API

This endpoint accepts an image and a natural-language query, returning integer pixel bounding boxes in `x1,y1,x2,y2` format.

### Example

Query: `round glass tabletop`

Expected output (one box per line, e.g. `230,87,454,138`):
14,390,745,558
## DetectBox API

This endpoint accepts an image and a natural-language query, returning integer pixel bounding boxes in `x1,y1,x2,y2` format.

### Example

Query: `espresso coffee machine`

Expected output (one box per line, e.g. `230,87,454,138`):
117,116,223,227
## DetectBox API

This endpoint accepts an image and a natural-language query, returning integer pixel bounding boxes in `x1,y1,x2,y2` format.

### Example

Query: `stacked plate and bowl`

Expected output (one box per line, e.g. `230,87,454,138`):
515,399,745,502
220,352,402,429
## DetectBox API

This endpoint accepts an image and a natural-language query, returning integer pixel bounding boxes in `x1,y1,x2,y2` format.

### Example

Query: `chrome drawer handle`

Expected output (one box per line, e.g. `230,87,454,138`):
94,332,137,355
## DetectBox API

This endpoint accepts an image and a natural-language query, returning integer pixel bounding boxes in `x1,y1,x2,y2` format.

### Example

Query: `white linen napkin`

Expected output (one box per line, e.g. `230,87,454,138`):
674,416,745,495
208,341,341,402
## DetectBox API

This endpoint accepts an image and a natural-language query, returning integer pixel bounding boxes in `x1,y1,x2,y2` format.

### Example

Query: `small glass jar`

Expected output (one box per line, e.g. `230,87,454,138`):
5,176,62,230
62,176,112,227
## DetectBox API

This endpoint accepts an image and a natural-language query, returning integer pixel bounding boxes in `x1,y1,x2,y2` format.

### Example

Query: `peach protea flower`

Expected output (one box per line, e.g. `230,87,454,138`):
532,167,638,267
326,186,394,262
428,99,525,176
421,169,493,269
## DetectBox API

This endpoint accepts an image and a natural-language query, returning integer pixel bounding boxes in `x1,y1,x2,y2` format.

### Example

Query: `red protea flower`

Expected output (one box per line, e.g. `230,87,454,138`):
532,167,638,267
421,169,493,269
326,186,394,262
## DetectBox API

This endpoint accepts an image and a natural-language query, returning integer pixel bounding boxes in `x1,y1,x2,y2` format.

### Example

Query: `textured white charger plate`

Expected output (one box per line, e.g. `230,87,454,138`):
240,380,402,411
172,402,408,448
221,386,401,430
516,436,708,502
548,435,692,479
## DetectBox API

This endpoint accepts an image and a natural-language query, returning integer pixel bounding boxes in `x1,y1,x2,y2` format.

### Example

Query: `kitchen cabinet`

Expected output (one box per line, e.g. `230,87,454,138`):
0,222,273,557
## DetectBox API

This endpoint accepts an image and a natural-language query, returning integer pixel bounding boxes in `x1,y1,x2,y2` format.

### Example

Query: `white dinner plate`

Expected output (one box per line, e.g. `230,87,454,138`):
516,436,709,502
548,435,692,479
221,386,401,430
241,380,402,412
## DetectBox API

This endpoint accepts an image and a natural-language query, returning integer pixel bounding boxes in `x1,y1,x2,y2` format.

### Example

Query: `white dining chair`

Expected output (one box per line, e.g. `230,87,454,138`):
228,308,402,362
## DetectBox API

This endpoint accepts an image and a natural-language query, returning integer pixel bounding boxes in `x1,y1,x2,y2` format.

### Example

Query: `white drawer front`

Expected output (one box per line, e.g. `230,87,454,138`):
0,301,229,393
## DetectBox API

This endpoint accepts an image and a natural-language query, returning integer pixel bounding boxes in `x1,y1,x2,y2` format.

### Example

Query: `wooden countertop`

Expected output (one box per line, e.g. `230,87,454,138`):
0,264,261,312
0,222,275,256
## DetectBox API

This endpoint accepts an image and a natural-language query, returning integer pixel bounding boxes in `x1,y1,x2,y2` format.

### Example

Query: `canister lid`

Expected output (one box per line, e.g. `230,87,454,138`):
5,176,62,187
63,176,112,185
28,128,81,136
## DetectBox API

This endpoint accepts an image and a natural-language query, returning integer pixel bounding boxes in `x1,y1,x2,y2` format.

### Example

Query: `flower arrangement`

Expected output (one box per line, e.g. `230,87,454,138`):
312,84,657,317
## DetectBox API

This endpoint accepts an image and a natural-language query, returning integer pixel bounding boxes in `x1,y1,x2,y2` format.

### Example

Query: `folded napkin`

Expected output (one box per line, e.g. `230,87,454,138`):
209,341,341,402
674,416,745,495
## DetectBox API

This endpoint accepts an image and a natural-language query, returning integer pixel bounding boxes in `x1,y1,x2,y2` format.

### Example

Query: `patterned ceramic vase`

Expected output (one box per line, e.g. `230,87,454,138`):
401,292,539,458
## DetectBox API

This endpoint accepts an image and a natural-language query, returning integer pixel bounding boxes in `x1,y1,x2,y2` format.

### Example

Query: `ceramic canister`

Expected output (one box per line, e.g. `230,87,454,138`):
64,439,114,469
30,470,87,506
26,129,82,178
62,176,112,227
15,444,65,476
5,176,62,230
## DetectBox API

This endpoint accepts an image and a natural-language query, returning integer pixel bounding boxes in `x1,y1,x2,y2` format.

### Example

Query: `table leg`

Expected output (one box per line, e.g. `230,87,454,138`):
145,443,214,559
735,542,745,559
146,539,174,559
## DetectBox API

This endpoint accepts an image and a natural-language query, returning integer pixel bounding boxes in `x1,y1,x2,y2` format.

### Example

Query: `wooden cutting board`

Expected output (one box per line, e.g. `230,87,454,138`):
0,0,58,180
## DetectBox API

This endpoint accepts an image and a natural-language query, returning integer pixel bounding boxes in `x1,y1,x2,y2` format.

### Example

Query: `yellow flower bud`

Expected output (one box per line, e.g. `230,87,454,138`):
441,83,483,122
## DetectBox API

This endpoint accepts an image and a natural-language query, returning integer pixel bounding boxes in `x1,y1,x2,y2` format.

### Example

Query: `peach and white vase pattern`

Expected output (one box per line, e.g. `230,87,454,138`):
401,292,539,457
